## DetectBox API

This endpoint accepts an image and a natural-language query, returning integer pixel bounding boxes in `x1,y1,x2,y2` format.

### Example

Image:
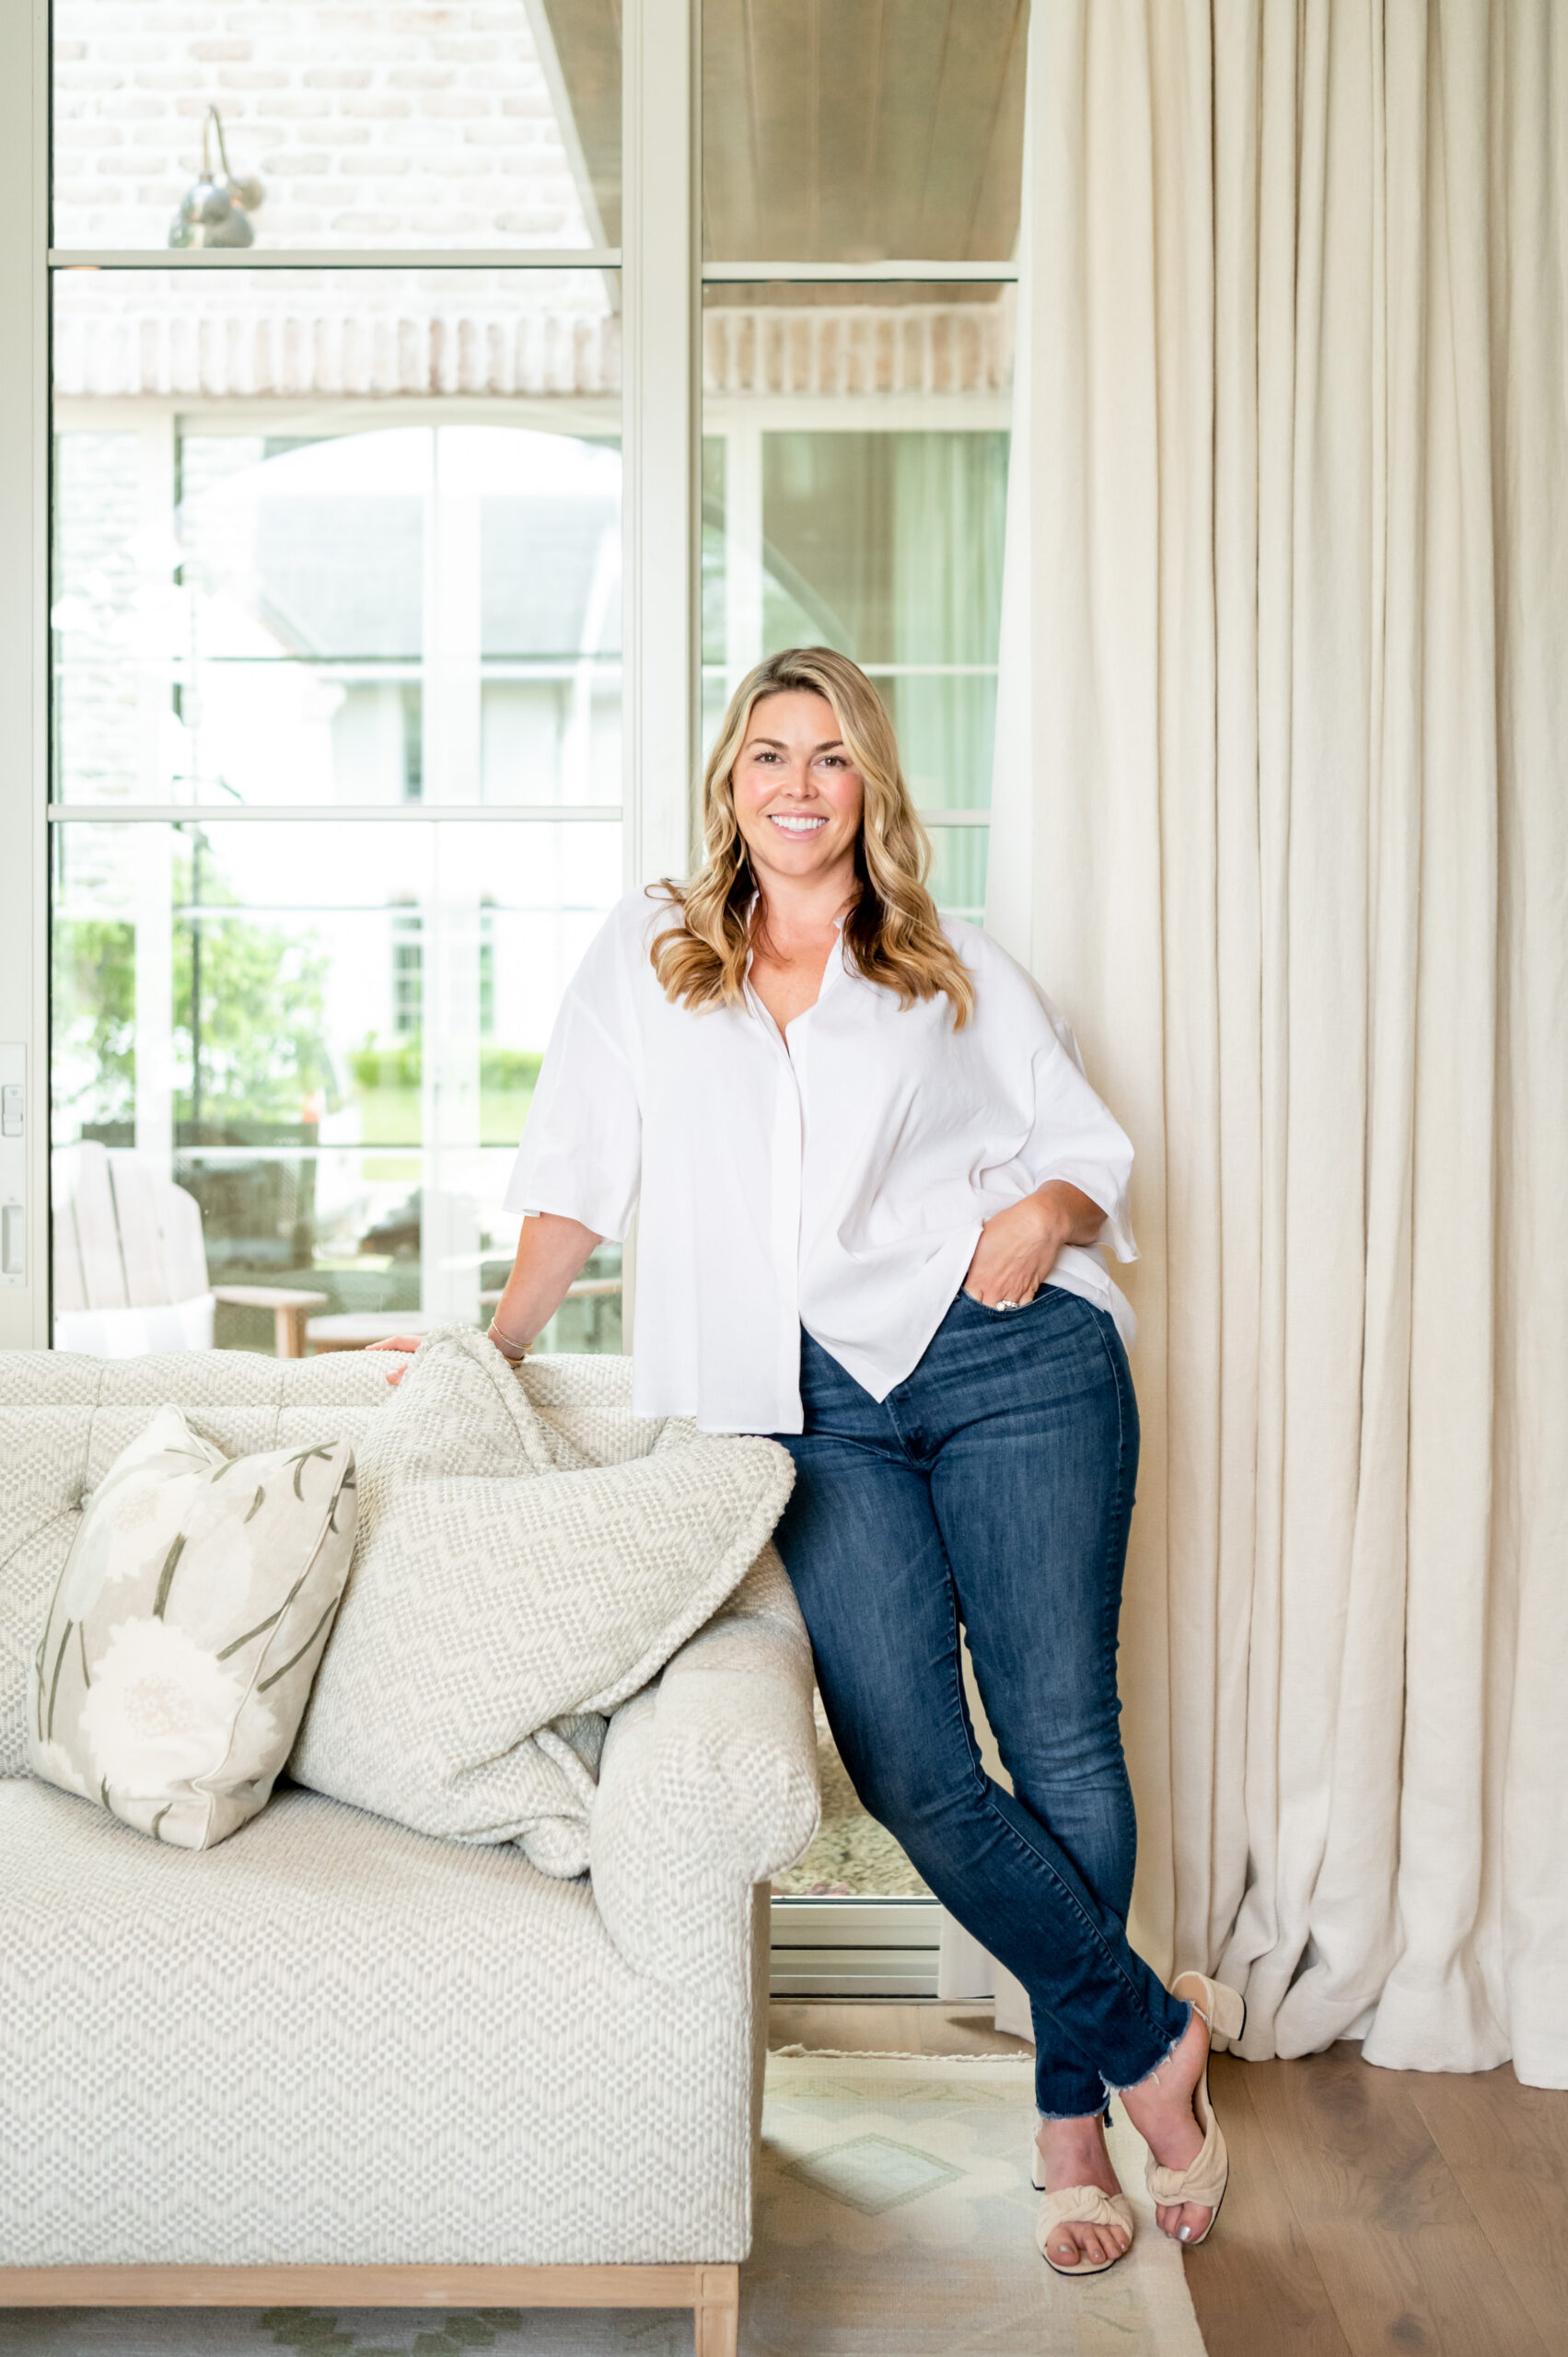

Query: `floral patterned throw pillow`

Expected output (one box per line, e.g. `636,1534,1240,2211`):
26,1406,356,1849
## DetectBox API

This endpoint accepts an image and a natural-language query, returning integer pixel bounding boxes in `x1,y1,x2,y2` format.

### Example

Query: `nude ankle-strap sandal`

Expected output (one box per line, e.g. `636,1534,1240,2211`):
1033,2182,1136,2278
1144,1971,1247,2247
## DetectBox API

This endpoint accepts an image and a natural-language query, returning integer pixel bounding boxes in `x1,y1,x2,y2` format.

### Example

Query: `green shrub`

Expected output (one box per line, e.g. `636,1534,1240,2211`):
350,1041,544,1093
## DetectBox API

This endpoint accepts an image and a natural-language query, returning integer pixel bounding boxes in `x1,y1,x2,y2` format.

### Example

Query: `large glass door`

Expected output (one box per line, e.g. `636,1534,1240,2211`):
43,1,642,1357
52,381,625,1350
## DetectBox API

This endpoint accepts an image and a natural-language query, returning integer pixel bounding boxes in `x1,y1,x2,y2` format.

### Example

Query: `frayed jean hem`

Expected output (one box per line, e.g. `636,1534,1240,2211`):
1103,1999,1194,2098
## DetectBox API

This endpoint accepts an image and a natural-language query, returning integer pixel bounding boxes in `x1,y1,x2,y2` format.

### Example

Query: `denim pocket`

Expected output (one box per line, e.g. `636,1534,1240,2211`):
959,1283,1054,1318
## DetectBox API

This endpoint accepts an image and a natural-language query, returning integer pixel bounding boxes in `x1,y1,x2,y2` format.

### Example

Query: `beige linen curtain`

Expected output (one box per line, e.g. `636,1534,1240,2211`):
984,0,1566,2082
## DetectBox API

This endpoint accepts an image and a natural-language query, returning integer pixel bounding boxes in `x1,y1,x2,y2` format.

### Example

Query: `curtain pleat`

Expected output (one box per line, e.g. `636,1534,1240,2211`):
986,0,1566,2082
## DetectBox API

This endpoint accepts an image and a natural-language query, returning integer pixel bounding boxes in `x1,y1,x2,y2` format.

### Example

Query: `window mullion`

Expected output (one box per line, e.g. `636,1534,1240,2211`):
722,420,764,702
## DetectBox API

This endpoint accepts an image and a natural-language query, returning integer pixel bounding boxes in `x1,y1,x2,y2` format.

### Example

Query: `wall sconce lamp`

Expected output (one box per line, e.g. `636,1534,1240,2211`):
168,107,264,249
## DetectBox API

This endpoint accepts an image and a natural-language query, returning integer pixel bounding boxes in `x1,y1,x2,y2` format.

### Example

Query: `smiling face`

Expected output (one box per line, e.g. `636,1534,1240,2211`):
730,689,865,898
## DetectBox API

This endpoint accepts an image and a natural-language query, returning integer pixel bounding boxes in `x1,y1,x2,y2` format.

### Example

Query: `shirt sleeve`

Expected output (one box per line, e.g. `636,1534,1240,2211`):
1021,991,1137,1263
1014,985,1136,1263
949,916,1139,1265
502,915,643,1242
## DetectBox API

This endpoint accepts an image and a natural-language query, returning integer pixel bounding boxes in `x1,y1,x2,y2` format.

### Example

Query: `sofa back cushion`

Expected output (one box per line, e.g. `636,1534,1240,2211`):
0,1345,660,1779
288,1329,794,1876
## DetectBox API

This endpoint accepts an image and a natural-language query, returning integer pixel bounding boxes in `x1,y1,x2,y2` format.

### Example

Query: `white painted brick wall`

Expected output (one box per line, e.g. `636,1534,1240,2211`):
53,0,598,250
53,431,144,809
50,6,1005,401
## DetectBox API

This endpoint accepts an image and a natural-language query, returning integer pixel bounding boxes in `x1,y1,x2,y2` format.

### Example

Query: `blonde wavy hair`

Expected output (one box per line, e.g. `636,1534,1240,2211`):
649,647,974,1028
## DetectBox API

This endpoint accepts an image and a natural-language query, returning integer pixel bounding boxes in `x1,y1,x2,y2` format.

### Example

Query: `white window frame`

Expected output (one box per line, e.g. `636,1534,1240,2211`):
0,0,49,1345
0,0,701,1346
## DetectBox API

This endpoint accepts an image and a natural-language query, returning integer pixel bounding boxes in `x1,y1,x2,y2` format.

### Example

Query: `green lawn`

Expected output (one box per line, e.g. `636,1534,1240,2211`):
352,1084,537,1149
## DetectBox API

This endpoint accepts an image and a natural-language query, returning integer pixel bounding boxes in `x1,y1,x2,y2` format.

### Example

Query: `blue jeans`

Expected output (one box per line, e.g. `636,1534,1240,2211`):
772,1283,1189,2118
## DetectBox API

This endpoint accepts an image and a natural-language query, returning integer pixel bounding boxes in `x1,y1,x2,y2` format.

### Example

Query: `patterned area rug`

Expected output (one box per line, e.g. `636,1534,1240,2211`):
0,2056,1204,2356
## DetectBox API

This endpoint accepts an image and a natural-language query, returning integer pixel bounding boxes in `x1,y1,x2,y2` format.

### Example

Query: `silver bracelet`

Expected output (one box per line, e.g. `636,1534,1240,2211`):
485,1318,530,1364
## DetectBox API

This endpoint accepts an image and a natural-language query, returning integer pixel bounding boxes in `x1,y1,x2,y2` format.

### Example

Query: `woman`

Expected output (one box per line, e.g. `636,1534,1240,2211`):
377,647,1242,2276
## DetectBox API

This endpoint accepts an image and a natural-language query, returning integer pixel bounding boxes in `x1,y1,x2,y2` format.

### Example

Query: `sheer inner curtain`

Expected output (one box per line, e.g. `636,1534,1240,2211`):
984,1,1566,2081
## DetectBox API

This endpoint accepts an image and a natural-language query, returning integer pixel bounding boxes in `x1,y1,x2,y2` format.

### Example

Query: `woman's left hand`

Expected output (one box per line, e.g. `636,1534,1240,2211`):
963,1181,1104,1308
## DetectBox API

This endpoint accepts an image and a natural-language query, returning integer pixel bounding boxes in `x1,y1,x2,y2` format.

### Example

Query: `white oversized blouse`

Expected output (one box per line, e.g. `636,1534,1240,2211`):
504,888,1138,1434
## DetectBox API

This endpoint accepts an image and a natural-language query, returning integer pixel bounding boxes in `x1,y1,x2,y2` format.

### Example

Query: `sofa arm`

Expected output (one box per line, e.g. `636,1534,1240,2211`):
589,1543,820,1999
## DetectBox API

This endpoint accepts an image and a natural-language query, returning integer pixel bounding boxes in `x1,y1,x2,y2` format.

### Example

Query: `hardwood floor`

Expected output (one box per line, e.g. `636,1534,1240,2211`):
767,2001,1568,2357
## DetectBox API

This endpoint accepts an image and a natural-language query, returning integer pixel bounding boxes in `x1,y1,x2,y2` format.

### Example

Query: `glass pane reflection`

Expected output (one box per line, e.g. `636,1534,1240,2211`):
926,826,988,925
702,286,1010,819
53,284,622,813
51,819,622,1353
703,0,1028,263
52,0,620,252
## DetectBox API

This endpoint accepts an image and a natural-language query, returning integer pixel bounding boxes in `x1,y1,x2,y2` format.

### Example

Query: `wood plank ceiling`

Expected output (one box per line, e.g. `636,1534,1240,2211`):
540,0,1028,267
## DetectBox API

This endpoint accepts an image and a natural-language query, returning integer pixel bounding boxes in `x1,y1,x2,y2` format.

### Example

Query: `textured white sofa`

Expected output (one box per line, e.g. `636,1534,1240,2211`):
0,1346,819,2353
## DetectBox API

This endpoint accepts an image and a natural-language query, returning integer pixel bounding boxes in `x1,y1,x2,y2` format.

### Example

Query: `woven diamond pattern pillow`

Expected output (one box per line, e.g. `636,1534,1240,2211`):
288,1328,795,1875
27,1407,356,1850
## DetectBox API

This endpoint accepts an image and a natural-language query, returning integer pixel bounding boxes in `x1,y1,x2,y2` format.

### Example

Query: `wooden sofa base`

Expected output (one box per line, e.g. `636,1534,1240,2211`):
0,2262,741,2356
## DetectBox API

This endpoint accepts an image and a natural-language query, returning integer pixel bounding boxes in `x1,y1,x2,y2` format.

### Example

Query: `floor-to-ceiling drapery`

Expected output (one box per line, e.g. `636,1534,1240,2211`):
983,1,1566,2083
